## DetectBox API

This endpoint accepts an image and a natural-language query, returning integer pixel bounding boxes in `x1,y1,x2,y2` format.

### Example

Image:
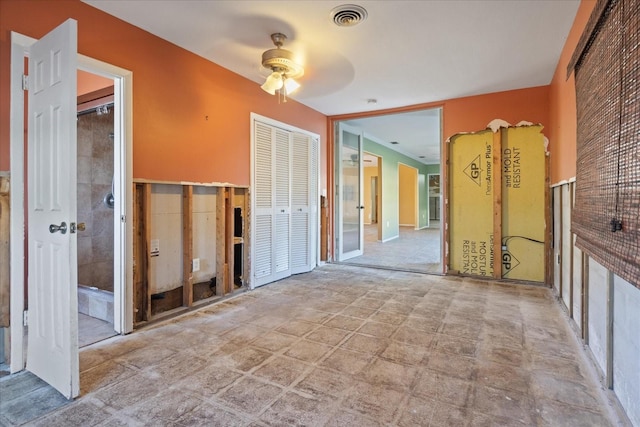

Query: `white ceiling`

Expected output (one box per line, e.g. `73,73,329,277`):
83,0,579,164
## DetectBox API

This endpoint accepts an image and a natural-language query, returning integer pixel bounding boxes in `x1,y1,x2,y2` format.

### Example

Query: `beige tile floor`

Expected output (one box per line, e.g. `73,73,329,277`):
344,225,442,274
8,264,629,426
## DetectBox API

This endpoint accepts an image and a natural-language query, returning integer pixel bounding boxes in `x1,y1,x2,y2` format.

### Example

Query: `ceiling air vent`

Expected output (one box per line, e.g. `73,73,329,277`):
330,4,368,27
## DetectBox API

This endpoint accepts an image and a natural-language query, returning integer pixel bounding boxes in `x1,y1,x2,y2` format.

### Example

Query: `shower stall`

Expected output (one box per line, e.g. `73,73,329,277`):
76,104,116,331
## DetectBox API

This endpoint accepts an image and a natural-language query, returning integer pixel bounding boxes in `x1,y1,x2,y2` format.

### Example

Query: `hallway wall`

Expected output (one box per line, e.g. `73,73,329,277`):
362,135,437,241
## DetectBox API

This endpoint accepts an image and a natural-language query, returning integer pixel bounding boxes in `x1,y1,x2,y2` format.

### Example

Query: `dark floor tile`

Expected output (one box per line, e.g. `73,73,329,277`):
379,301,414,315
30,400,108,427
340,305,377,319
478,345,527,368
413,369,473,407
341,333,389,355
357,321,399,338
178,364,242,395
429,402,471,426
369,311,407,326
427,353,476,380
380,341,430,366
471,385,532,425
253,356,309,387
476,360,530,394
175,401,248,426
259,391,332,426
324,315,365,332
229,347,273,372
352,298,386,310
124,389,202,425
80,360,136,395
92,374,160,410
403,316,442,333
396,395,436,426
251,331,299,351
285,340,333,363
275,320,318,337
439,321,483,340
306,326,350,346
0,385,70,425
432,334,479,358
219,377,283,415
342,381,405,424
393,326,435,348
360,357,417,391
295,367,355,398
320,348,374,375
324,409,383,427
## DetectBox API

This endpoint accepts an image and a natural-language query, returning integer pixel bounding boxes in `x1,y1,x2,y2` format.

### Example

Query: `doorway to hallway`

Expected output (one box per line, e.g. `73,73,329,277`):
334,107,443,274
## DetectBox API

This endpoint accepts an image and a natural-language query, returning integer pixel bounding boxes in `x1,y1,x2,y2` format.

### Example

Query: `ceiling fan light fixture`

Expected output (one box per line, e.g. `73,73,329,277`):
261,33,304,99
283,77,300,94
261,71,283,95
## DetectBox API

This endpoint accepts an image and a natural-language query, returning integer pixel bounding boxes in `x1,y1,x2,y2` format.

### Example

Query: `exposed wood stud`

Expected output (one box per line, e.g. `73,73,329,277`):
492,130,502,279
226,187,235,294
545,155,553,286
143,183,152,321
241,189,250,288
182,185,194,307
216,188,226,297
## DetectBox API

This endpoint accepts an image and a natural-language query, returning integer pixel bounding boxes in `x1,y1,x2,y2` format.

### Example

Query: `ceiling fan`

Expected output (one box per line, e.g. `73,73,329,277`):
260,33,304,101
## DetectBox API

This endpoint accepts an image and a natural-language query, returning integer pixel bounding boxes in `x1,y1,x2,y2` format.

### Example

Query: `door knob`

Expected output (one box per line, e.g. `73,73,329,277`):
49,222,67,234
70,222,86,233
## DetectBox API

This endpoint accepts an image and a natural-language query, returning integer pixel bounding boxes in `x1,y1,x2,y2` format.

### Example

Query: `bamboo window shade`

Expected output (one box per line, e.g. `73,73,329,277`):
569,0,640,288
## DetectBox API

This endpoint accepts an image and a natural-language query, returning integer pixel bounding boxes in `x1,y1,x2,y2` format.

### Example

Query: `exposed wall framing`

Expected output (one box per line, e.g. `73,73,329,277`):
132,182,248,325
448,124,549,283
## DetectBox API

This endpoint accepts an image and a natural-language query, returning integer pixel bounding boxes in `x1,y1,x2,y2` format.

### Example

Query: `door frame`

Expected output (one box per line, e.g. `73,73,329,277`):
9,31,134,372
249,113,321,289
335,122,364,261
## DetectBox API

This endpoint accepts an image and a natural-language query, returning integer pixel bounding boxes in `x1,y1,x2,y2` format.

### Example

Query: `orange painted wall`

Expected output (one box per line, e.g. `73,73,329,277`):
77,70,112,97
443,85,549,140
0,0,326,185
548,0,596,184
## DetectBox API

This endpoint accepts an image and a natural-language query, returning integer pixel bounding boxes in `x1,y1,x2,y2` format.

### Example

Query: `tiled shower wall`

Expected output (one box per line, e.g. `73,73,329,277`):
77,109,114,292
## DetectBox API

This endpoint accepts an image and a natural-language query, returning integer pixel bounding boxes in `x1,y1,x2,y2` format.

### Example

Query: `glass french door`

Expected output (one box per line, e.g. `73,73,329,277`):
336,123,364,261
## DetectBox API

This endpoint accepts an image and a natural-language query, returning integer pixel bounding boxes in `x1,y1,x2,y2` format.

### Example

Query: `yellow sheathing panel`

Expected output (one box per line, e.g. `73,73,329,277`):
449,130,495,277
501,125,546,281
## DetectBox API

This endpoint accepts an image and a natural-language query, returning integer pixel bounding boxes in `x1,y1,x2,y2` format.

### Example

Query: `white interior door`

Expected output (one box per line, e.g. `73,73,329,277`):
27,19,79,399
273,128,291,279
337,123,364,261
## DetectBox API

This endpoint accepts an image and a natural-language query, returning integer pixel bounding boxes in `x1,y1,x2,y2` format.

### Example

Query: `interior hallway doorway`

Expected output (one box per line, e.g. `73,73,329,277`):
334,107,443,274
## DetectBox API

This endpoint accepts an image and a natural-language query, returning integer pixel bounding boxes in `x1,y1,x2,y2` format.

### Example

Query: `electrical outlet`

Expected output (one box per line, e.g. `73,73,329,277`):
192,258,200,272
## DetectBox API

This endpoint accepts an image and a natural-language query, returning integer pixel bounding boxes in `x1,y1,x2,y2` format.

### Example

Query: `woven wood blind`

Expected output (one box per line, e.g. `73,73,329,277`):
572,0,640,288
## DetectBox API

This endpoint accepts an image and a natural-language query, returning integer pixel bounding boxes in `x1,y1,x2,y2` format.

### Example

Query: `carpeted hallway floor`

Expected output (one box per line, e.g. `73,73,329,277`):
1,264,624,426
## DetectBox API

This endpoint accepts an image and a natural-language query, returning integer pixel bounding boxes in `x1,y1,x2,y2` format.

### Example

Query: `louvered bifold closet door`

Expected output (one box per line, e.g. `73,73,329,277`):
291,132,311,273
254,122,274,284
273,128,291,278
